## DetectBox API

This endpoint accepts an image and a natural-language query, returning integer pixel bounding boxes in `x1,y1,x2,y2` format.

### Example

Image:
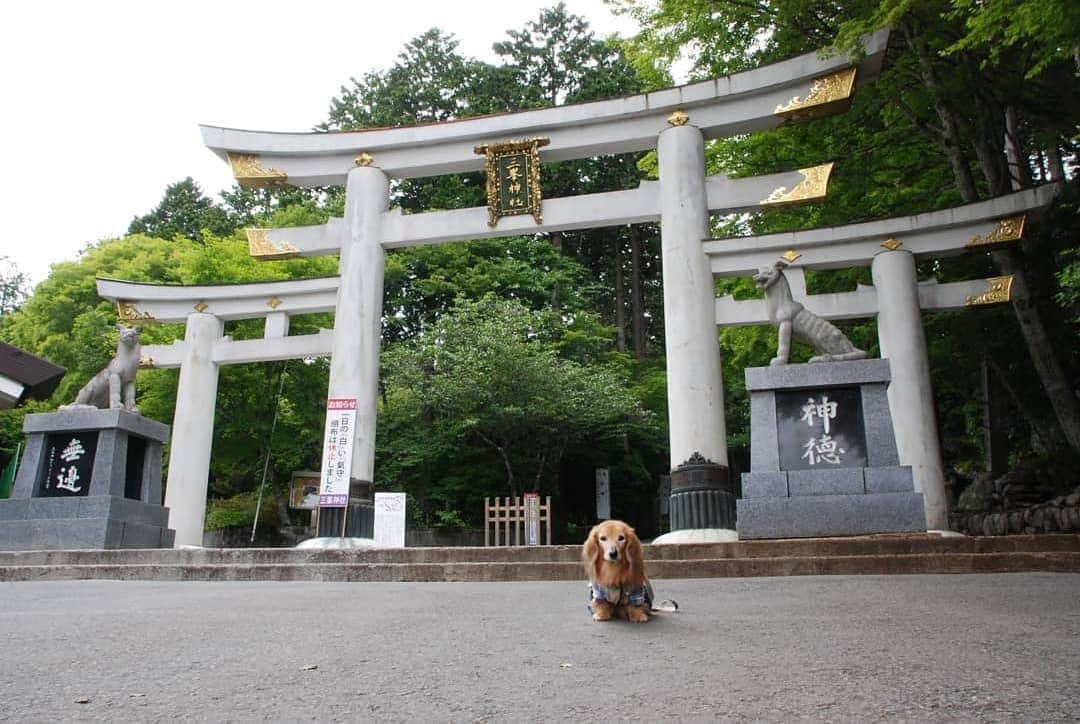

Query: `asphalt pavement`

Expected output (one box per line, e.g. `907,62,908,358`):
1,573,1078,722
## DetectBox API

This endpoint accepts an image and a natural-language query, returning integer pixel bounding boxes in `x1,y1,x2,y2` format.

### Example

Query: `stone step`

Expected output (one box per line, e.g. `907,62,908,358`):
0,534,1076,582
0,532,1076,565
1,552,1077,583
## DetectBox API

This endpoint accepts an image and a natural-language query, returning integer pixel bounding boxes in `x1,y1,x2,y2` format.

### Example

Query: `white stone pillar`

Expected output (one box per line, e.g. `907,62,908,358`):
872,250,949,530
655,122,735,540
658,123,728,469
328,165,388,487
164,312,222,546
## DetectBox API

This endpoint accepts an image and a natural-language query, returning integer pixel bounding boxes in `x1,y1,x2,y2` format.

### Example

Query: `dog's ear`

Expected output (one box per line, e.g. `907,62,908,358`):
625,526,645,586
582,524,602,580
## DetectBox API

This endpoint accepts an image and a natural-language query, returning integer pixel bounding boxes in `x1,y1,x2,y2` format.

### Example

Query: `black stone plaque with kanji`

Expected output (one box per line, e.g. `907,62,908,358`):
37,431,98,497
775,387,867,471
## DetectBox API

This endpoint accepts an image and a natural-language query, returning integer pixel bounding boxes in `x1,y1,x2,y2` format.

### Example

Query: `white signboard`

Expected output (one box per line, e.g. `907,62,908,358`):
595,468,611,520
374,492,407,548
319,398,356,507
524,492,540,546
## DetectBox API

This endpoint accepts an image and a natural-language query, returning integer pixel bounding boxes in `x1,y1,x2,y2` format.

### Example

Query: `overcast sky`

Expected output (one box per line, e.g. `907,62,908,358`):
1,0,638,286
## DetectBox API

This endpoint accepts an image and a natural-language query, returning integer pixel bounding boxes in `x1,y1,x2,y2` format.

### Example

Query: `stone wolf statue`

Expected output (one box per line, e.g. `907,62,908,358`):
752,261,867,366
63,325,141,412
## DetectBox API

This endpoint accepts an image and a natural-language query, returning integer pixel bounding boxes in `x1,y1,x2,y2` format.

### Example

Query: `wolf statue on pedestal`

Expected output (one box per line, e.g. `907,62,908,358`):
62,325,141,412
752,261,866,366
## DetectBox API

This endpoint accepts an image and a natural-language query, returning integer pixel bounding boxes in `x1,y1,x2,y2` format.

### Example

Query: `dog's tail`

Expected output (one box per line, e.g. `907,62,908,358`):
644,580,679,613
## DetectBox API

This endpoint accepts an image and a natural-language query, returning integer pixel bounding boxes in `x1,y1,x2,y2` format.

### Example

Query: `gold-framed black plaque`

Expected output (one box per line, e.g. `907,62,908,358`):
473,138,550,227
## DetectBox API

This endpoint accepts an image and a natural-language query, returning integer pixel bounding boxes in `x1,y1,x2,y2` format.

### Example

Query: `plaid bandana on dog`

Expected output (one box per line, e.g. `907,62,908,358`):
587,581,652,608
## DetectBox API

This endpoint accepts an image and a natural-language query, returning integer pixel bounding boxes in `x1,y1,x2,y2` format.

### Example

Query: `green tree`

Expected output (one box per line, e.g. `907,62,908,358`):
0,256,30,319
380,296,648,510
321,28,513,214
494,4,660,357
128,177,235,242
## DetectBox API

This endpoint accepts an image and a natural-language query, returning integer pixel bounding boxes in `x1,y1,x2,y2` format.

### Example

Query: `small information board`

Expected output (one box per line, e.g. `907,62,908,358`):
524,492,541,546
289,471,321,510
374,492,407,548
595,468,611,520
319,398,357,507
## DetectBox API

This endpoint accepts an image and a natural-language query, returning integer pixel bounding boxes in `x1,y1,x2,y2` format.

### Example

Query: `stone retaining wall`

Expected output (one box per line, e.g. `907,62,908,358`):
949,491,1080,536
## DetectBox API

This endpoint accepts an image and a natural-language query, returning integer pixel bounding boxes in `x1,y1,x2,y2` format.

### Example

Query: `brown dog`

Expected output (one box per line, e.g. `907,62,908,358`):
582,520,652,623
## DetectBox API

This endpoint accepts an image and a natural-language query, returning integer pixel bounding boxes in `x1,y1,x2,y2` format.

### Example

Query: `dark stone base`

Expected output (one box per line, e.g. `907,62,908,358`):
738,465,926,539
316,503,374,538
668,456,735,531
670,488,737,530
736,492,927,539
0,495,174,550
1,409,173,550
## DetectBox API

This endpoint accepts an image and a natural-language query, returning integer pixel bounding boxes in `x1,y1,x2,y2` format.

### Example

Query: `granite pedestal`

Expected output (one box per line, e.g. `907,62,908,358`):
0,409,174,550
737,359,926,539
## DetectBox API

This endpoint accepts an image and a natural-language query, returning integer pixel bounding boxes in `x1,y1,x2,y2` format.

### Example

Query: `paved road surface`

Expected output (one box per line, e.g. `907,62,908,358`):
1,574,1078,722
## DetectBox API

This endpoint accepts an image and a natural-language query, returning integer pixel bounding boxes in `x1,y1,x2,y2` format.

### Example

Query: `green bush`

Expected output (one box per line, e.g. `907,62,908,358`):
205,490,280,531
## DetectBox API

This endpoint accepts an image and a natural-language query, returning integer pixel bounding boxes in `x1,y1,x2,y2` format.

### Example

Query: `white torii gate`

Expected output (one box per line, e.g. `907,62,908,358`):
93,29,1046,545
705,185,1059,530
101,276,338,545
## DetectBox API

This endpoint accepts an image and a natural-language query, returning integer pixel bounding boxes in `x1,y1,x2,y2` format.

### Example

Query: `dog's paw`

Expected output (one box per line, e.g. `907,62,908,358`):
592,610,612,622
627,607,649,623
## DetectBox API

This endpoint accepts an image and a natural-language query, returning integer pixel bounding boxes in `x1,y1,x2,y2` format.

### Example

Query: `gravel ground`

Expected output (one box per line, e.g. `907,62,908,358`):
1,573,1078,722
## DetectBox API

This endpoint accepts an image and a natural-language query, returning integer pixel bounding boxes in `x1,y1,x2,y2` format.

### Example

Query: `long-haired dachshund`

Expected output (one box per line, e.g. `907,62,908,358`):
582,519,653,623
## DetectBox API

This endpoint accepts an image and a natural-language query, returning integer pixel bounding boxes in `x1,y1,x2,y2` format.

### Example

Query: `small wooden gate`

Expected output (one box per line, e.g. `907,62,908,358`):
484,496,551,546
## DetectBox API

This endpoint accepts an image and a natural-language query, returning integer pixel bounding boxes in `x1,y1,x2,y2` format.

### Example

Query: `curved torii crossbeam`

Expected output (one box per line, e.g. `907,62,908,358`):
202,30,888,186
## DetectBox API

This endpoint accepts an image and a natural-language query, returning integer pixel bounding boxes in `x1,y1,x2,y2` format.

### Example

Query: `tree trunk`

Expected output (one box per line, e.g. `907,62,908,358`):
971,91,1010,197
980,357,1009,476
1003,105,1032,191
904,23,1080,459
630,229,646,360
479,431,517,496
907,27,980,202
987,357,1066,455
614,238,626,354
1045,148,1065,182
990,248,1080,456
550,232,563,313
532,453,547,492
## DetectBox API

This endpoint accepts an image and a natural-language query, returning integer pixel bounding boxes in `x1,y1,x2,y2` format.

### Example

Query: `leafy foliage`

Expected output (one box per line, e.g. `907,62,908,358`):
205,490,281,531
379,296,653,526
127,178,235,242
0,257,30,319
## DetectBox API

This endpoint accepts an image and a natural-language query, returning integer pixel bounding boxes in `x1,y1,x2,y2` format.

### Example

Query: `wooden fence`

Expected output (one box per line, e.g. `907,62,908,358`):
484,496,552,546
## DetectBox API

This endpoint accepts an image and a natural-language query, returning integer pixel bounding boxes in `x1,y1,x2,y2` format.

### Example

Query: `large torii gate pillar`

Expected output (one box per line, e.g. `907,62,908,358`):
657,120,735,539
872,249,948,530
164,312,223,546
319,164,389,536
